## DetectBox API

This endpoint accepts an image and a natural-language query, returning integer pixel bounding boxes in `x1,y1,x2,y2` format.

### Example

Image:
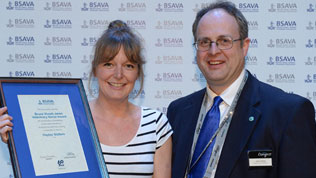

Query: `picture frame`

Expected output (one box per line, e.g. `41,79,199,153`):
0,77,109,178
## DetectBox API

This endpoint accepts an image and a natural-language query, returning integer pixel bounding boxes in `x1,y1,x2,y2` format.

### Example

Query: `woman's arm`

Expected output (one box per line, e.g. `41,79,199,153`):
153,137,172,178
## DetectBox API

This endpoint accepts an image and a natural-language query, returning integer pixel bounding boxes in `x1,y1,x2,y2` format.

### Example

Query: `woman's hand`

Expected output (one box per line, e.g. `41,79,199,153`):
0,107,13,143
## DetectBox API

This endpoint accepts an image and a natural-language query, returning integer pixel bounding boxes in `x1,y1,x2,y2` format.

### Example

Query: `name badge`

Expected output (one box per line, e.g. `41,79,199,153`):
248,150,272,167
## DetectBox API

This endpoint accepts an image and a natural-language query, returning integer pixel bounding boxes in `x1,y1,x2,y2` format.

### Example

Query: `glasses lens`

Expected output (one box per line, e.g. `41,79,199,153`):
196,40,210,51
217,36,233,50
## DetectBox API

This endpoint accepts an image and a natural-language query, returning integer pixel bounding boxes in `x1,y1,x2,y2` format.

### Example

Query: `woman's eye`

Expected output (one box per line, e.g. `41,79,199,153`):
103,63,113,67
126,64,135,69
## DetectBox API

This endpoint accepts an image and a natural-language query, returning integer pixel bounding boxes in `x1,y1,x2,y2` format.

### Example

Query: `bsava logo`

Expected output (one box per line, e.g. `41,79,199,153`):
306,4,316,12
305,56,316,66
6,1,35,10
126,20,146,29
81,2,109,11
45,54,72,64
119,2,146,12
163,38,183,47
269,3,297,12
129,89,145,98
156,3,184,12
14,53,35,63
155,73,183,82
249,38,258,48
47,72,72,78
268,21,296,30
7,18,35,28
162,90,182,99
274,73,295,83
192,3,211,13
81,37,97,46
52,37,72,46
44,19,72,28
304,74,316,83
83,19,110,29
155,56,183,64
192,72,206,82
44,1,72,11
245,56,258,65
13,71,35,77
8,36,35,46
267,56,296,65
305,39,316,48
238,3,259,12
268,38,296,48
248,20,259,30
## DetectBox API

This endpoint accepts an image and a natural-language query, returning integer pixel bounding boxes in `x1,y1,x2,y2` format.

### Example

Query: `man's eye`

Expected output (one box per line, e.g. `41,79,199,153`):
219,38,231,44
199,40,210,46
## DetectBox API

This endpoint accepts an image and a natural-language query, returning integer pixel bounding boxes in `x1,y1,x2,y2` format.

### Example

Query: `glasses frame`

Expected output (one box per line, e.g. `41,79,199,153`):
193,36,242,51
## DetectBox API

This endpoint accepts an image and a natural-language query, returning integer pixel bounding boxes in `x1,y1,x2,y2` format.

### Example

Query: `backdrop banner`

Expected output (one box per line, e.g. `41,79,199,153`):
0,1,315,177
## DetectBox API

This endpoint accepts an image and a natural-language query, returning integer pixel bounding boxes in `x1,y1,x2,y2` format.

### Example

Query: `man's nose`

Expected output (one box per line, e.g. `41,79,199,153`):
208,41,220,55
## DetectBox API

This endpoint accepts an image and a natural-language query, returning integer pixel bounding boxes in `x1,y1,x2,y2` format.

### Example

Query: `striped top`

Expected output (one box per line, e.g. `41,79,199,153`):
101,107,173,178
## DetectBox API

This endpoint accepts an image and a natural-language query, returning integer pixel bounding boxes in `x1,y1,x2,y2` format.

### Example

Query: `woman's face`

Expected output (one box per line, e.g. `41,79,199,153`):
95,47,139,102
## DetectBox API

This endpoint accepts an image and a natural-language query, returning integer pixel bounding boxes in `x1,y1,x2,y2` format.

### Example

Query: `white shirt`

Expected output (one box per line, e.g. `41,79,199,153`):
205,69,246,178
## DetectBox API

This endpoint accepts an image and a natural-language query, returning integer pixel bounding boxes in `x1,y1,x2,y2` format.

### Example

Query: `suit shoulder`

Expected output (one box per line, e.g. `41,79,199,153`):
168,88,205,108
257,79,313,107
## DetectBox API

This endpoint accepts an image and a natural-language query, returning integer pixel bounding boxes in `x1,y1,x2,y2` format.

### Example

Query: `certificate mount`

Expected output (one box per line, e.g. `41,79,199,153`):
0,78,109,178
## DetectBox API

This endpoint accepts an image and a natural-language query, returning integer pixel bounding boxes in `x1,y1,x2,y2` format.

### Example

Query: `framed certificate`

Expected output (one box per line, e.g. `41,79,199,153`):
0,78,109,178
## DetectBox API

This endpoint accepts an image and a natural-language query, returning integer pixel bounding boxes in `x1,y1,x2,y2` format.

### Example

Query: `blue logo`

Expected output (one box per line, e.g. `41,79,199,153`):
238,3,259,12
44,55,51,63
269,3,297,12
267,21,275,30
7,1,35,11
6,1,14,10
15,71,35,77
14,36,35,46
156,3,184,12
7,54,14,62
306,39,316,48
44,20,51,28
81,2,109,11
307,4,315,12
7,37,14,45
269,21,297,30
267,57,274,65
155,3,163,12
306,21,315,30
267,39,275,48
81,3,89,11
249,38,258,48
305,74,313,83
266,74,274,83
6,19,14,28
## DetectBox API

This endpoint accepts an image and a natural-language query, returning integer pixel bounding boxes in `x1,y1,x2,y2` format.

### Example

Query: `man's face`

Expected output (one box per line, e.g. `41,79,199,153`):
195,9,250,94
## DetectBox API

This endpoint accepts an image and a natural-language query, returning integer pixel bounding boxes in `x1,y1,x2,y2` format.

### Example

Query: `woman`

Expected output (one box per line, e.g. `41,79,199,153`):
0,20,172,178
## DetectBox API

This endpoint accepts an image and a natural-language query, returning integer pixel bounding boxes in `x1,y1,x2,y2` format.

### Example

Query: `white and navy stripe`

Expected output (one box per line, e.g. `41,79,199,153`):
101,107,173,178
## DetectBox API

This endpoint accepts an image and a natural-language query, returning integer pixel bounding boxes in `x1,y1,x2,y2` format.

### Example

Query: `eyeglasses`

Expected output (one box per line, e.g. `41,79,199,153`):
193,36,242,51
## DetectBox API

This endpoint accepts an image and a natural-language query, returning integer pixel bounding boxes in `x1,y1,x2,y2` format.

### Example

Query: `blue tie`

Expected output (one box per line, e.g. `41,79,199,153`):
189,96,223,178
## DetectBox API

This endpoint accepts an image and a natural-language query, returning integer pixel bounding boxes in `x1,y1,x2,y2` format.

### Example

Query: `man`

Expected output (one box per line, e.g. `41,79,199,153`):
167,1,316,178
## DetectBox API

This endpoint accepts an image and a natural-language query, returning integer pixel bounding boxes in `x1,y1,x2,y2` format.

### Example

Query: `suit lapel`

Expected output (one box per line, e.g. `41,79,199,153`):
215,72,262,178
178,89,206,176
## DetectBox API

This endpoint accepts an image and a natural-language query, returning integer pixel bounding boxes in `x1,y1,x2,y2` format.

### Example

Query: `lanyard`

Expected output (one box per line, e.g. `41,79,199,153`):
186,72,248,177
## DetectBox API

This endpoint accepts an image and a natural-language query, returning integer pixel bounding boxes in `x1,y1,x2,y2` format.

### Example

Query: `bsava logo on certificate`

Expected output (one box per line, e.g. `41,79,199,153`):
17,95,88,176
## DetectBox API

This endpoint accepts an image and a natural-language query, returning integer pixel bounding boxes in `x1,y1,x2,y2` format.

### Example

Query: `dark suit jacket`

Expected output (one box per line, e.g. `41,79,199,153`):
167,71,316,178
